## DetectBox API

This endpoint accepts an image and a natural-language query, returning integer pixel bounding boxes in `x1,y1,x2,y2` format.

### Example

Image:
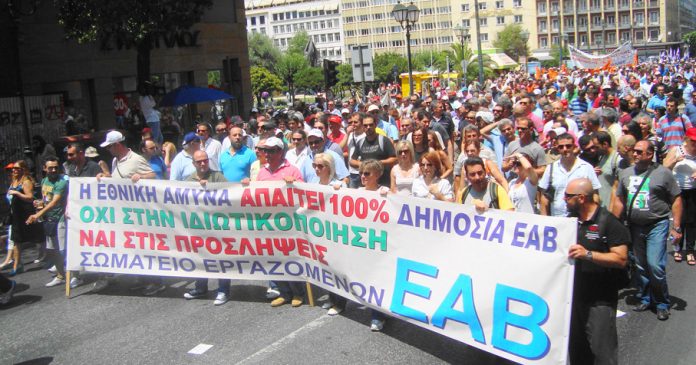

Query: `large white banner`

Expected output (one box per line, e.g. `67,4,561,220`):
67,178,577,364
569,42,637,69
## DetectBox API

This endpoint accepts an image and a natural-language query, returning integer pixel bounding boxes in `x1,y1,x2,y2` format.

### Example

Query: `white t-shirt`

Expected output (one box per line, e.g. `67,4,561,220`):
508,177,537,214
411,176,453,200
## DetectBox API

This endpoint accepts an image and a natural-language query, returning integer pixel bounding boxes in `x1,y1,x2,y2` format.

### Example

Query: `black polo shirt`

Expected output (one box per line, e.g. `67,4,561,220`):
574,206,630,304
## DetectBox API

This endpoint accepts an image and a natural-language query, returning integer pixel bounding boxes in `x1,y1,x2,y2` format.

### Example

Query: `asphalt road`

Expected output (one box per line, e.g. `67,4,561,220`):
1,247,695,365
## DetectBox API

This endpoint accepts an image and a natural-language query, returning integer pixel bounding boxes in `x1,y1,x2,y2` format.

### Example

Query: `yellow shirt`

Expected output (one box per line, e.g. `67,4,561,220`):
456,182,514,211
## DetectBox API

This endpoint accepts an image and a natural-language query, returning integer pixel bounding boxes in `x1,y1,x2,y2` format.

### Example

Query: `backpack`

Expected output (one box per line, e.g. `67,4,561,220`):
460,181,500,209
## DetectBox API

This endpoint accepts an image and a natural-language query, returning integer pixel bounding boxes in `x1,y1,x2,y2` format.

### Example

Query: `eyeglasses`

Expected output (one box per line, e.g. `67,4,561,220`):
516,126,529,131
261,125,274,130
308,139,322,146
292,138,304,142
399,150,409,155
557,144,574,150
564,193,584,200
360,171,372,177
519,101,528,104
312,163,325,169
194,159,209,165
215,128,227,133
197,129,209,133
258,148,279,154
632,149,645,154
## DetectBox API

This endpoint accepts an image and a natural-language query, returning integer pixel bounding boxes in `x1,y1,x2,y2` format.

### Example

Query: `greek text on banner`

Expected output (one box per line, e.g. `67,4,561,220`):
66,178,577,365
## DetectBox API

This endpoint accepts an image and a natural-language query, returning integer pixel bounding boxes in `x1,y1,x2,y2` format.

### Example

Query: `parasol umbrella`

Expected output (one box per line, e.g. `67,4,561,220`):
159,85,233,107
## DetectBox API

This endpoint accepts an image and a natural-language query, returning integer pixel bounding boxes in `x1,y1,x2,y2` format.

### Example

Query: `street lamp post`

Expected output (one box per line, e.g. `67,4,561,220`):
392,1,419,97
473,0,484,86
602,20,607,54
520,29,530,74
555,10,563,68
454,24,469,89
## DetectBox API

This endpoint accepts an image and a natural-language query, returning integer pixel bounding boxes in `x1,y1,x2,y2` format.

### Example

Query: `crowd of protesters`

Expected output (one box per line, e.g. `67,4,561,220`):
2,56,696,363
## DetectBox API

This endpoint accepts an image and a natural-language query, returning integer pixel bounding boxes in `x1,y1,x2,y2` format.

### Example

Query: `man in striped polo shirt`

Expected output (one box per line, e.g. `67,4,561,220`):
656,97,693,151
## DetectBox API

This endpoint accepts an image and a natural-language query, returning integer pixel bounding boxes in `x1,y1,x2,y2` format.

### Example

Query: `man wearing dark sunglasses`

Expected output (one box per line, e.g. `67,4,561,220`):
538,133,600,217
565,177,629,365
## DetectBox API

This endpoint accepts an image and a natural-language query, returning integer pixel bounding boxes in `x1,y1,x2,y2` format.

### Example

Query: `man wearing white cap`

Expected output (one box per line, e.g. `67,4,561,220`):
98,130,155,181
93,130,155,292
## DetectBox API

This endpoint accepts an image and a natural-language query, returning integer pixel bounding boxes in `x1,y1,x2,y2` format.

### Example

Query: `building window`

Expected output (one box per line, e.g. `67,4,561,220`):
462,4,470,11
540,37,548,48
538,3,546,13
479,33,488,41
260,16,265,24
514,15,522,23
496,1,504,9
346,30,355,37
513,0,522,7
497,16,505,25
251,17,256,26
462,19,470,27
480,17,487,27
478,2,487,10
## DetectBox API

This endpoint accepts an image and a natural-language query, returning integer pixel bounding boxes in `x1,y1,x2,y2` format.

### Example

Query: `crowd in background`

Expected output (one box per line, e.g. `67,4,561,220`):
2,57,696,363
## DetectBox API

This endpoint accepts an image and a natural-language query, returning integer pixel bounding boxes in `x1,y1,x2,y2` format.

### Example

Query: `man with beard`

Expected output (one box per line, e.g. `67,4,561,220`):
219,126,257,182
566,178,629,365
457,157,513,211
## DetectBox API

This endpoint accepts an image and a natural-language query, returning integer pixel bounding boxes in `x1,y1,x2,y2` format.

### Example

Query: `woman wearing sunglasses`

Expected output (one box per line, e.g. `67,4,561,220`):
390,140,420,196
411,152,454,202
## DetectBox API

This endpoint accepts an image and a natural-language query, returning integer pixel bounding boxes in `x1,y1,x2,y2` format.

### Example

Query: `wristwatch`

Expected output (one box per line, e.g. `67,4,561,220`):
586,250,593,261
673,227,683,233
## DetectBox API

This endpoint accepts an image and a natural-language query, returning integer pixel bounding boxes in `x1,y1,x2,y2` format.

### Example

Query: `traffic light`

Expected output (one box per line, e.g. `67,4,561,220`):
323,59,339,88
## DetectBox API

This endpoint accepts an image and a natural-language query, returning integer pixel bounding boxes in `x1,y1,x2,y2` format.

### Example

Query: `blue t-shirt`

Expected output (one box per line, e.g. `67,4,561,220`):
149,156,167,180
219,146,256,182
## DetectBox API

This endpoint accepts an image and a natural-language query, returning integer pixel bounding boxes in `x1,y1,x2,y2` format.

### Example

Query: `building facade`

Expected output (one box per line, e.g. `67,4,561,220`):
534,0,691,56
245,0,344,62
1,0,252,137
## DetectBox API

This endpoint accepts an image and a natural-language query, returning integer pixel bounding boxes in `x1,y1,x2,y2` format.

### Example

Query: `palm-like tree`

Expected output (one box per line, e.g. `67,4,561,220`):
446,43,497,83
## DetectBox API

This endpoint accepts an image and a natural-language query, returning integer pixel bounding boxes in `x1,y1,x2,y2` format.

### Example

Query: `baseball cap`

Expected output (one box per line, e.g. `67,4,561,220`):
546,88,557,96
100,130,126,147
533,89,542,96
328,115,342,125
307,128,324,140
4,162,14,169
85,146,99,158
686,127,696,141
262,136,285,149
451,100,462,109
341,108,350,115
475,111,494,124
182,132,201,146
367,104,380,112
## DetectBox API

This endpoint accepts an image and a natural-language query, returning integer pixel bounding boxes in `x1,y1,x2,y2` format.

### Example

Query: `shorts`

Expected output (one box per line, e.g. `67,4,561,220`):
45,220,66,251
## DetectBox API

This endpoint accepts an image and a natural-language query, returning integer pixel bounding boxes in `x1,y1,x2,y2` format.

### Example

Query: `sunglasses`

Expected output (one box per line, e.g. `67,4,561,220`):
215,128,227,133
399,150,409,154
564,193,583,200
308,139,322,146
292,138,304,142
312,163,325,169
360,171,372,177
258,148,280,154
194,159,209,165
516,127,529,131
557,144,574,150
262,126,274,130
197,129,209,133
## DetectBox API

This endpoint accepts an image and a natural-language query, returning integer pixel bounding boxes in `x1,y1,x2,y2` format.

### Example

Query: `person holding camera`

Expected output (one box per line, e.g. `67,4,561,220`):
539,133,600,217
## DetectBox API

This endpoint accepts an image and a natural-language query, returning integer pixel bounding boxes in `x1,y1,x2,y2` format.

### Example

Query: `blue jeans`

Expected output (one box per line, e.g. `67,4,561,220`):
194,278,231,295
631,219,670,310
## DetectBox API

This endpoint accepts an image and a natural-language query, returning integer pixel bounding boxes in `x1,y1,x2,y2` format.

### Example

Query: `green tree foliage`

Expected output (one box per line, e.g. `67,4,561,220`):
287,30,310,55
373,52,407,83
250,66,283,106
412,51,450,72
336,63,354,87
295,67,324,91
55,0,213,90
446,43,496,83
276,53,309,103
684,31,696,54
492,24,530,61
248,32,281,72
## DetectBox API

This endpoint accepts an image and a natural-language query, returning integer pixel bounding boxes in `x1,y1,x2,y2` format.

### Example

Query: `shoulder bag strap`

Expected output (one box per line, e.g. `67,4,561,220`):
626,164,656,221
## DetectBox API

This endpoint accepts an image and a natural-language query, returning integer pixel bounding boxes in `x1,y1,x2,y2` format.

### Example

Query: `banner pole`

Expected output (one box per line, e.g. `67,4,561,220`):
305,282,314,307
65,271,71,297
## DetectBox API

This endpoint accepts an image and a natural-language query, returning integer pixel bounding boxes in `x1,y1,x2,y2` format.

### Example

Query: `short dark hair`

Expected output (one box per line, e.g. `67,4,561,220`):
67,142,84,152
592,131,612,146
463,156,485,174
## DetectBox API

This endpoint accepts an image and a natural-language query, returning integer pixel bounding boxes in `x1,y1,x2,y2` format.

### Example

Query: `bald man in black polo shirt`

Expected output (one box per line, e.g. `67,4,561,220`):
566,177,630,365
